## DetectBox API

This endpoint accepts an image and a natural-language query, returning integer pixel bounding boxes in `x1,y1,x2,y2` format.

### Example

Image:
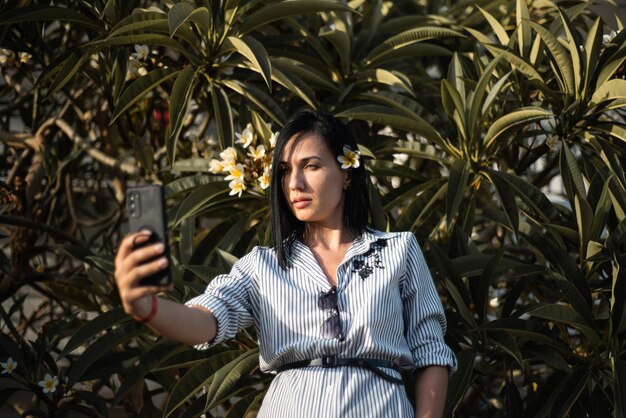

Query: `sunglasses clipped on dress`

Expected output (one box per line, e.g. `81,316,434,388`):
318,286,344,341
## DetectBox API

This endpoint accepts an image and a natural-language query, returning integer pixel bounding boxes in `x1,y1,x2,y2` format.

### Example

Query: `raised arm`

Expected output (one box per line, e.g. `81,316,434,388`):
114,231,217,346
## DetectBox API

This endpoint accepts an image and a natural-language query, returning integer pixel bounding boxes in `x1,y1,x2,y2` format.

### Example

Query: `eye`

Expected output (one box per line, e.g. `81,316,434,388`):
278,165,291,175
305,163,320,170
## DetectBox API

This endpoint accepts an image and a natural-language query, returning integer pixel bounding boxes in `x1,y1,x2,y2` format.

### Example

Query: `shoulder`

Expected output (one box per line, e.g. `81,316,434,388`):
236,245,280,267
239,245,275,259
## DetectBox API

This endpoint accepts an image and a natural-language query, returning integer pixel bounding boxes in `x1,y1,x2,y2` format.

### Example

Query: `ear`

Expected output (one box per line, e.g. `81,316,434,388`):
342,169,352,191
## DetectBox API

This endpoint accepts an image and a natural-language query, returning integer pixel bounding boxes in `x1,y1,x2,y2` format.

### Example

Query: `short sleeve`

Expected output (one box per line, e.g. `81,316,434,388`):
185,248,257,350
401,234,457,374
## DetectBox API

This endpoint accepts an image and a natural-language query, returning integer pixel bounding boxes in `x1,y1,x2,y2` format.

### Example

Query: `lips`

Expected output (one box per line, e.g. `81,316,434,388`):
291,197,311,209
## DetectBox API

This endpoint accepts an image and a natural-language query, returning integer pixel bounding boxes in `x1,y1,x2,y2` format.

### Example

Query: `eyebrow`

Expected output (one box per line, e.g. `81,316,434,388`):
278,156,323,165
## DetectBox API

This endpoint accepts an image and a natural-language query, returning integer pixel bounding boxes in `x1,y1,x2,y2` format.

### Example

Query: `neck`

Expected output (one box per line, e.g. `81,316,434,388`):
303,223,354,250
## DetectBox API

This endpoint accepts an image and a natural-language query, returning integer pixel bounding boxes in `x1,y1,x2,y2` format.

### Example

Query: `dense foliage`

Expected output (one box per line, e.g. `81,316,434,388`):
1,0,625,416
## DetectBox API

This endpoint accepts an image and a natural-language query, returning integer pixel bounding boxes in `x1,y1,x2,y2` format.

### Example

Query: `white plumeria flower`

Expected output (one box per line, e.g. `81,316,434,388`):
247,145,266,161
545,134,559,150
259,168,271,190
603,30,618,45
73,380,93,392
133,44,150,61
0,49,10,65
39,373,59,394
209,159,225,174
269,132,278,148
18,52,31,64
229,179,246,197
224,163,245,181
220,147,238,163
235,123,255,148
337,145,360,169
1,357,17,374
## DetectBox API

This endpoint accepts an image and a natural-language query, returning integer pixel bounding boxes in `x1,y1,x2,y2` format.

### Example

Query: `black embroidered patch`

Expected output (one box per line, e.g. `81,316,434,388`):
352,238,387,279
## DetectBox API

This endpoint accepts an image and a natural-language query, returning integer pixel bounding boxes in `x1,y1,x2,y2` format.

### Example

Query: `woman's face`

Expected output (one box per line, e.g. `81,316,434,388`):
279,132,350,228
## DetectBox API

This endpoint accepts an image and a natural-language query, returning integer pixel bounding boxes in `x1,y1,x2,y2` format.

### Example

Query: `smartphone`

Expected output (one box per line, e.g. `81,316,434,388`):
126,184,171,286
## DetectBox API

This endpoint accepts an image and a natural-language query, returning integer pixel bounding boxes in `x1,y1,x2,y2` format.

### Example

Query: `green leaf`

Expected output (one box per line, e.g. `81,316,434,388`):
446,159,470,227
611,255,626,337
485,169,520,234
590,79,626,106
365,27,464,65
477,6,509,45
365,43,453,67
582,18,603,99
270,61,317,109
480,318,571,355
205,348,259,408
447,53,466,104
482,44,544,82
529,21,575,95
107,11,167,38
595,45,626,90
574,195,594,262
0,6,102,31
558,10,582,96
270,58,338,92
167,65,198,164
238,0,356,35
368,160,424,180
90,34,198,63
222,79,286,125
468,54,505,139
180,214,195,265
225,390,266,418
489,170,561,223
443,350,475,418
560,144,587,203
319,25,351,75
210,83,234,150
489,331,524,368
172,182,230,226
441,79,466,140
66,322,145,388
112,342,185,405
516,0,531,58
164,350,243,417
523,345,572,372
46,50,91,98
60,308,128,357
395,179,447,230
169,3,210,37
526,304,599,349
483,107,551,153
111,67,179,123
336,105,449,151
552,368,592,417
226,36,272,90
357,69,414,97
614,357,626,418
476,249,504,322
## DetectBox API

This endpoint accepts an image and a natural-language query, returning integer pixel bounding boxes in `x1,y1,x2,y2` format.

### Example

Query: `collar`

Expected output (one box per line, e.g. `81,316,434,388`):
288,228,396,264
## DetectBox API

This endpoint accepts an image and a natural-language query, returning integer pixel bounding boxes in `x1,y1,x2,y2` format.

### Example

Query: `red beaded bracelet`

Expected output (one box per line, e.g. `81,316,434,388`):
134,295,158,323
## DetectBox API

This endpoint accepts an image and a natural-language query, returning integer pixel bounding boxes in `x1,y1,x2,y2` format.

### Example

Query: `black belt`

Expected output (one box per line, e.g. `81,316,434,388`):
277,356,404,385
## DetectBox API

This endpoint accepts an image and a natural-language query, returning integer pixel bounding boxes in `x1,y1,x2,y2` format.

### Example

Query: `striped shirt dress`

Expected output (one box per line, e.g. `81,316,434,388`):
186,229,457,417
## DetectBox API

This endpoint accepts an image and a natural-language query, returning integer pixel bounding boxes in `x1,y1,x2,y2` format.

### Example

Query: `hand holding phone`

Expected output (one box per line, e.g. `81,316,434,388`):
126,184,172,286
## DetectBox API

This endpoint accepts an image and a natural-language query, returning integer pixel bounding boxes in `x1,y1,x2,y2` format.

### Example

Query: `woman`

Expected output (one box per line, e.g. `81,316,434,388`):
115,109,457,417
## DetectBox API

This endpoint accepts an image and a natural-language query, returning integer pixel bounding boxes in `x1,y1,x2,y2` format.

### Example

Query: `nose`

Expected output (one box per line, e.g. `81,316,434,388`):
287,168,304,191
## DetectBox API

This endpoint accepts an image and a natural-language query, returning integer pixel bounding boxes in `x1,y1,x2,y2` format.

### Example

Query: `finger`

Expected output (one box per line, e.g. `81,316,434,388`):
116,230,153,264
120,242,166,275
123,256,169,288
